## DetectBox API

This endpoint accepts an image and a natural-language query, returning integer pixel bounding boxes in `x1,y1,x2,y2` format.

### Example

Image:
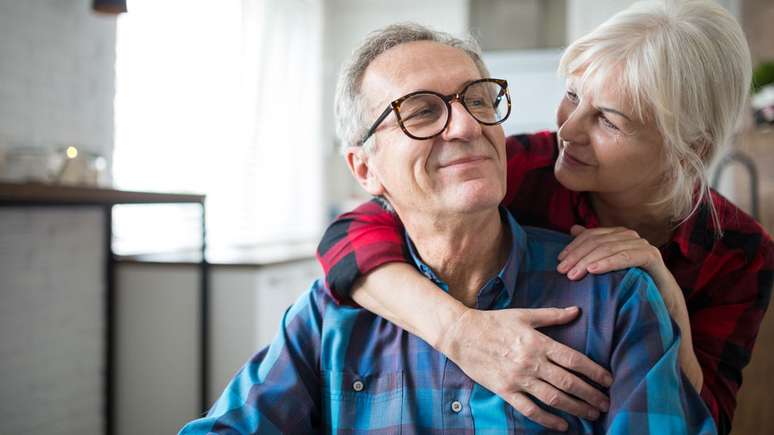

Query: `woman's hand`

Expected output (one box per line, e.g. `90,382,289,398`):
556,225,679,309
557,225,669,280
437,306,613,432
555,225,704,391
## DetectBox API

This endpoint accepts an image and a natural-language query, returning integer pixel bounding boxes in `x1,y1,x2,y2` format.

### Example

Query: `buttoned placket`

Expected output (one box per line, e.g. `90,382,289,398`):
441,355,474,431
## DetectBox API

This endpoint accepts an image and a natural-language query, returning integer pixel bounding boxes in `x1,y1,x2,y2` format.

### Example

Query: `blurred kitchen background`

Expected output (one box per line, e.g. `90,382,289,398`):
1,0,773,434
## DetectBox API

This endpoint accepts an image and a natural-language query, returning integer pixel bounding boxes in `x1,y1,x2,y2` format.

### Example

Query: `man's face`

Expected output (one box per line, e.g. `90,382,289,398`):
351,41,507,219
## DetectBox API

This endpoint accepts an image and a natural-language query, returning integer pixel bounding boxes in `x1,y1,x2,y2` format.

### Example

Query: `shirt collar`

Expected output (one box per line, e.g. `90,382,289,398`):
404,207,526,309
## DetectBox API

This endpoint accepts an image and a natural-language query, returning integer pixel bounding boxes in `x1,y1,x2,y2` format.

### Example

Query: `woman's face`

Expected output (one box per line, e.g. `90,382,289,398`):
554,72,668,203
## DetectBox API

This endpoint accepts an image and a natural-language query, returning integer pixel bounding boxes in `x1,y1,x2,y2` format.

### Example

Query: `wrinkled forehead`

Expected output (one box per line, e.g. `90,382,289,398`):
361,41,483,112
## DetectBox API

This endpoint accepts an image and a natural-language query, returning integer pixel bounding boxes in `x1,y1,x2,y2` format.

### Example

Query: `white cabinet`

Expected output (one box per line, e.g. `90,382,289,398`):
114,256,321,435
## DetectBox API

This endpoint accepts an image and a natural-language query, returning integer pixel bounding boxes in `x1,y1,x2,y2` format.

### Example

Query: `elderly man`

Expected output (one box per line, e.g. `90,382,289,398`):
180,24,715,434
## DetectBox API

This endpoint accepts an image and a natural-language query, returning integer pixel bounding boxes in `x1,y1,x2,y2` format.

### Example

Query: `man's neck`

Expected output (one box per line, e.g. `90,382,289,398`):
402,208,509,307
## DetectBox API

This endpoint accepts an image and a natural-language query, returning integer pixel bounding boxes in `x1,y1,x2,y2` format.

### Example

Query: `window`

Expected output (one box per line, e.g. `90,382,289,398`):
113,0,323,256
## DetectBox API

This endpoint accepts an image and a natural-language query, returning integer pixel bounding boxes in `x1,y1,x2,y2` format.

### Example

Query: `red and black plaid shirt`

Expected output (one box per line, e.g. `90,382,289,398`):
316,131,774,434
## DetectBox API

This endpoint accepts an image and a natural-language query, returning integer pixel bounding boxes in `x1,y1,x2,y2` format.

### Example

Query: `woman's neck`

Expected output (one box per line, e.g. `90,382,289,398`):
590,192,674,247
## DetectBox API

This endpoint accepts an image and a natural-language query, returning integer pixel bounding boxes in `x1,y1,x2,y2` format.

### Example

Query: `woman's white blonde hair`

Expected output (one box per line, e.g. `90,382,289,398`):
558,0,752,233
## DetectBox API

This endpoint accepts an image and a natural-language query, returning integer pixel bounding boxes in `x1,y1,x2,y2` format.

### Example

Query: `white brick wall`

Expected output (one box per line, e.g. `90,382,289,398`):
0,0,116,172
0,208,105,434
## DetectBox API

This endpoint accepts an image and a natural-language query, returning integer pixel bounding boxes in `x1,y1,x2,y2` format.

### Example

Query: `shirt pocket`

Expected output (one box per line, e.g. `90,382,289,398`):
322,370,404,433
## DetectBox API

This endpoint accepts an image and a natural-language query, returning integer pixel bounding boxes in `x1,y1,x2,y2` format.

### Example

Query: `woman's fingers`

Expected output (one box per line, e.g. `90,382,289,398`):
527,379,602,421
558,226,621,261
557,229,645,275
565,240,651,280
545,340,613,388
586,245,657,274
509,392,569,432
541,363,610,412
569,224,587,237
447,308,615,432
521,306,581,328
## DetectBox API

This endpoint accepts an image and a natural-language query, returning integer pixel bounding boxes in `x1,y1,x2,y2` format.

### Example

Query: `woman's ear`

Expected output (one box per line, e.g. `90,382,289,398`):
345,146,385,196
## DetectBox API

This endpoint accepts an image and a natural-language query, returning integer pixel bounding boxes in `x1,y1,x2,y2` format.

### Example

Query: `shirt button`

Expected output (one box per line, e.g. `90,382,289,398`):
352,380,364,392
451,400,463,413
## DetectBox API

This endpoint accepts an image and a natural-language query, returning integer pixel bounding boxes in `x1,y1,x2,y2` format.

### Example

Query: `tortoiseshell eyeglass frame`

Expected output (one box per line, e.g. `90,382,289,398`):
359,78,511,145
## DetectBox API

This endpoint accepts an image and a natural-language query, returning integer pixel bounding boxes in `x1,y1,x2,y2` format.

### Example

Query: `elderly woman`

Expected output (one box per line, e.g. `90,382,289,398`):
317,0,773,433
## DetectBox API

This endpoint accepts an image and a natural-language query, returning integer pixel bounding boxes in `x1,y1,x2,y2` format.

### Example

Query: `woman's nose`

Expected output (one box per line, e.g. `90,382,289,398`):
557,103,590,145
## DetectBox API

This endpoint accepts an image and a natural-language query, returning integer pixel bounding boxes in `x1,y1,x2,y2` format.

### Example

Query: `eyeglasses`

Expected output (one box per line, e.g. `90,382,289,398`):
360,78,511,145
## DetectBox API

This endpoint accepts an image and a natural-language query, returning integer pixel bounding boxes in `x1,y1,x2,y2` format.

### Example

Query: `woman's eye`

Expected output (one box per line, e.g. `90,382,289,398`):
566,90,579,103
599,115,620,131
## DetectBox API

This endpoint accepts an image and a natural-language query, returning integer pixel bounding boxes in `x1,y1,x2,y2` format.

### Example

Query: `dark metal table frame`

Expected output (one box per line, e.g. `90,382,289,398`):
0,182,210,435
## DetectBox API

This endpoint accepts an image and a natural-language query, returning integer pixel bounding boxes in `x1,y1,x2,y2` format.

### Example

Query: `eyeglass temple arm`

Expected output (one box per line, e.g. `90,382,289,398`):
360,106,395,145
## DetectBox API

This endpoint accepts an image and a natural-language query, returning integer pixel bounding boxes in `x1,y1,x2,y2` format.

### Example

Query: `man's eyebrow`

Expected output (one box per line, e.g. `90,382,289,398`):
597,106,632,122
405,79,479,96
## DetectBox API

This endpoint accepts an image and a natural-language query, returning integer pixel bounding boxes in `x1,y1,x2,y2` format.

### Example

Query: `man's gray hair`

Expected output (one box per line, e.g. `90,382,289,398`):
334,23,489,154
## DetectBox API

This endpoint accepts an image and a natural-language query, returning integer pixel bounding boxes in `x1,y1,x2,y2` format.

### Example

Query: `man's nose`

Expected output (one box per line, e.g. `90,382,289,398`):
441,100,482,142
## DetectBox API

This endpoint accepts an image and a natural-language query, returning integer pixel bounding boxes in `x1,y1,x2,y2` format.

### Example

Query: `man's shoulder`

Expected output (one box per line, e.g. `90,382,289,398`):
521,225,659,301
299,278,372,325
521,225,572,269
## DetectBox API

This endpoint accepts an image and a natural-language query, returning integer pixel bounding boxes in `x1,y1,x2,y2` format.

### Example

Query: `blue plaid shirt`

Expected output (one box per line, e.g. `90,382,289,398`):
180,210,716,434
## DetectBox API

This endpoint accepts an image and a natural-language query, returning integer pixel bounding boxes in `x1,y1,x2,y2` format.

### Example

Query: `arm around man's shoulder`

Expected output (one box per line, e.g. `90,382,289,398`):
179,280,331,434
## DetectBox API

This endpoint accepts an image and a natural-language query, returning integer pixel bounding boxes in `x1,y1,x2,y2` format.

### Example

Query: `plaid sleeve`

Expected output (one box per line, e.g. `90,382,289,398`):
605,268,717,434
316,199,406,305
690,236,774,434
178,282,327,434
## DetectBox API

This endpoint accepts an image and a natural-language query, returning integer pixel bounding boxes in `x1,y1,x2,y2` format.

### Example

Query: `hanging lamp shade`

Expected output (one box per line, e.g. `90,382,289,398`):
92,0,127,14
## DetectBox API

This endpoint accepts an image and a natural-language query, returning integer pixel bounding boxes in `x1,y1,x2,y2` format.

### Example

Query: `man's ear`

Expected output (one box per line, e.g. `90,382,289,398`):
345,146,385,196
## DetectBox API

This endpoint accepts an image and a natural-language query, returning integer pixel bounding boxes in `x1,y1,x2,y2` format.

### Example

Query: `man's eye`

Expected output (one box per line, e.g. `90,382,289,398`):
466,97,492,108
403,106,439,122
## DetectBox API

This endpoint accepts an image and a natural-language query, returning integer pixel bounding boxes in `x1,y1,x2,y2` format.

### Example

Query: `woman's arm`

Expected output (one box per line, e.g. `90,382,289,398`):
316,199,407,303
353,263,613,432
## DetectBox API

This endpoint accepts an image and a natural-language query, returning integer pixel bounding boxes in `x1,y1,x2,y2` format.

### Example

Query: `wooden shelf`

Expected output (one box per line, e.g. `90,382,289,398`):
0,181,204,205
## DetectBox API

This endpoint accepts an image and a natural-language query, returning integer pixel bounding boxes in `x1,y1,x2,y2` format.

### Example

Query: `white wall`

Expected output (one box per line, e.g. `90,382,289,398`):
565,0,637,41
0,0,116,168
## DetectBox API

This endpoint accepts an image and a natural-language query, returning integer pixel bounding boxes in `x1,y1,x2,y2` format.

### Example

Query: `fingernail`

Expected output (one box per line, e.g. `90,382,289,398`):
568,267,579,279
604,374,613,386
557,261,567,273
564,306,577,311
558,422,568,432
558,250,566,260
600,400,610,412
587,263,598,272
588,409,600,420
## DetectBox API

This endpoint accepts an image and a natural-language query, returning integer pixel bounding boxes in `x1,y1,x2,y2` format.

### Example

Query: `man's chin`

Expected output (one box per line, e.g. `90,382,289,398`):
440,184,504,214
